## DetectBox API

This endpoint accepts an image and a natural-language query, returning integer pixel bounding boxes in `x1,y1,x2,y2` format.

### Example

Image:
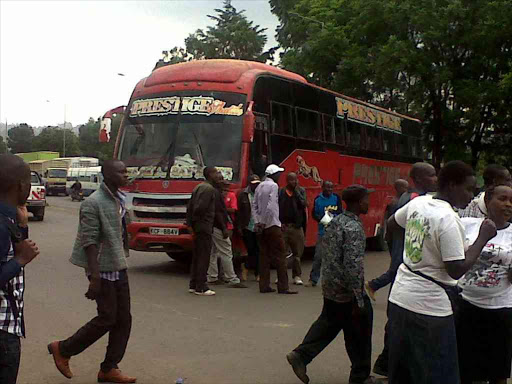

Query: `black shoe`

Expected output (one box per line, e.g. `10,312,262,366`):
372,363,388,377
286,351,309,384
260,287,276,293
279,290,298,294
349,376,385,384
228,282,248,288
373,356,388,377
209,280,225,285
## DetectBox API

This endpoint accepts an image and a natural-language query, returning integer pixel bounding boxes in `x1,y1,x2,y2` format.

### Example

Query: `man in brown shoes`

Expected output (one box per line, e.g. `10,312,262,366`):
48,160,136,383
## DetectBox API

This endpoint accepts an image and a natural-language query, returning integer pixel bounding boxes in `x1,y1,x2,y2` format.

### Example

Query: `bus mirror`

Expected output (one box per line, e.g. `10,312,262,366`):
243,101,255,143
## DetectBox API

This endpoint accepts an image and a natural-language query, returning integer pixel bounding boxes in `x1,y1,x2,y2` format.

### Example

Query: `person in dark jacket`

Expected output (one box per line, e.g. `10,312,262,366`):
287,185,379,384
306,180,342,287
279,173,308,285
365,162,437,378
236,174,261,281
0,154,40,384
186,166,223,296
383,179,408,252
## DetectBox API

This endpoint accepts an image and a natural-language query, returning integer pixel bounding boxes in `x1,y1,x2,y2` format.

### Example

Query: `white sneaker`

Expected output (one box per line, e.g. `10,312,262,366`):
188,288,195,293
294,277,304,285
275,278,279,284
194,289,216,296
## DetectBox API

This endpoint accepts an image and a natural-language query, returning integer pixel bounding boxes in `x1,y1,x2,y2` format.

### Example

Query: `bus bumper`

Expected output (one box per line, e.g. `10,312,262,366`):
127,223,194,253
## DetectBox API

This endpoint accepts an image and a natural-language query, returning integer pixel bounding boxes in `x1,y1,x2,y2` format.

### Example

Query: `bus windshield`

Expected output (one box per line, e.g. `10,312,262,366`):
118,92,245,181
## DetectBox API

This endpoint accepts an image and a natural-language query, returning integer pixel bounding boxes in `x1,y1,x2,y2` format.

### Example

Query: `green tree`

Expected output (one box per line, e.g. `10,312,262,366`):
7,124,34,154
270,0,512,168
79,115,122,161
0,137,7,154
158,0,272,67
33,126,80,156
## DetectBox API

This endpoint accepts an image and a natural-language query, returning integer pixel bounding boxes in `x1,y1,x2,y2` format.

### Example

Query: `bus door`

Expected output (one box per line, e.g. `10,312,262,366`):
251,113,269,177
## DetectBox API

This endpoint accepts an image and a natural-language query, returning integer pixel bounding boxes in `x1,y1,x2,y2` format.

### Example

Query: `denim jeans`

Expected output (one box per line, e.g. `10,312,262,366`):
309,235,324,284
294,297,373,384
0,330,21,384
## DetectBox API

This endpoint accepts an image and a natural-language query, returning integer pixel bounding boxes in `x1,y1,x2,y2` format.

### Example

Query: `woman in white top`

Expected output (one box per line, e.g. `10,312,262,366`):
457,183,512,384
386,161,496,384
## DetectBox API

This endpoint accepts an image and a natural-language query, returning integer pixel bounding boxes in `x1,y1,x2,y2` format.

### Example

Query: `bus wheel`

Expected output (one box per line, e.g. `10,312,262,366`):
35,207,45,221
166,252,191,264
367,228,387,252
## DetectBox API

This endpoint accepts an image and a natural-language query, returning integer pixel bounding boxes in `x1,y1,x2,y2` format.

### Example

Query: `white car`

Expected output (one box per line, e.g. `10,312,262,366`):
27,171,46,221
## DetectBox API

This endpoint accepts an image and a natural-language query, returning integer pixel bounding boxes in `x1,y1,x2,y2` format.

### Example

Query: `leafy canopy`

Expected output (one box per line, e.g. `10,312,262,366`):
157,0,272,67
270,0,512,168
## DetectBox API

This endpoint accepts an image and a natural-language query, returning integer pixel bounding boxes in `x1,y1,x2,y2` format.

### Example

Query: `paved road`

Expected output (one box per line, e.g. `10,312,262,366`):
19,196,391,384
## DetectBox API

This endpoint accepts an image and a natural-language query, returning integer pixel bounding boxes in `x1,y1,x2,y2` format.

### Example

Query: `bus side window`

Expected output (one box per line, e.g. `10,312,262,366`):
251,117,270,178
334,117,345,146
296,108,322,141
397,134,410,157
410,137,422,158
346,121,361,149
383,131,396,153
323,115,335,143
366,126,382,152
271,102,293,136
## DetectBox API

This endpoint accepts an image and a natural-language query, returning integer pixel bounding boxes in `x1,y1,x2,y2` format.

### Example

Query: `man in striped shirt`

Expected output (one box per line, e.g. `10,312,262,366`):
0,155,40,384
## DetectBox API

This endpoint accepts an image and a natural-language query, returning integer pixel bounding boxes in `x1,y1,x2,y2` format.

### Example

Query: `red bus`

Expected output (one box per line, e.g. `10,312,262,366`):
113,59,423,260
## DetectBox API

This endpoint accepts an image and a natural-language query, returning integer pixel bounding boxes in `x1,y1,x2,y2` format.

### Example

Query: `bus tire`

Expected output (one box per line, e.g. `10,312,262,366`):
35,207,45,221
166,252,191,264
367,228,387,252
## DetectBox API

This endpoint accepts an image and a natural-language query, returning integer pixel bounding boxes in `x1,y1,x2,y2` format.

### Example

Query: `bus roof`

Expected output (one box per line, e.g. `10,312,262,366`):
133,59,419,123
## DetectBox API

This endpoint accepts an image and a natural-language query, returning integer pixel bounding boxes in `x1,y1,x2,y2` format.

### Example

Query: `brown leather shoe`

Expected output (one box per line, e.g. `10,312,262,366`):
98,368,137,383
47,341,73,379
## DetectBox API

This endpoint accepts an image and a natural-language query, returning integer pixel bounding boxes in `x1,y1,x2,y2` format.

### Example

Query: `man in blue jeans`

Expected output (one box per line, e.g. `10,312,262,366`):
0,155,40,384
306,180,342,287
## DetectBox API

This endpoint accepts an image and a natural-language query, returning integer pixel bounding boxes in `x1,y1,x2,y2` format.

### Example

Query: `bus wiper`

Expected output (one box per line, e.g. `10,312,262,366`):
164,124,179,179
191,128,205,169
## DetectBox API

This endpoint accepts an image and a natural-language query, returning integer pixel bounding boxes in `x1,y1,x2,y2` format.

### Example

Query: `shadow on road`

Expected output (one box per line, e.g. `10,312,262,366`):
129,259,190,276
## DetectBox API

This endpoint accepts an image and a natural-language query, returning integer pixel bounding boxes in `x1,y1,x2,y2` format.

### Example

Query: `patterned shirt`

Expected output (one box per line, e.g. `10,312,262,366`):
458,192,487,218
86,190,126,282
321,211,366,308
0,242,25,337
246,193,256,232
0,203,26,338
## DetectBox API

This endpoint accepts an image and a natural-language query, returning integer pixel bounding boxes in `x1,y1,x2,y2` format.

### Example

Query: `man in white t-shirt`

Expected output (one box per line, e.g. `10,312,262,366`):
386,161,497,384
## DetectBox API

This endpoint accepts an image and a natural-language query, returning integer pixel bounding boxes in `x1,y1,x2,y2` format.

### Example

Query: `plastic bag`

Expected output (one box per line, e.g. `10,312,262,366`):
320,211,333,226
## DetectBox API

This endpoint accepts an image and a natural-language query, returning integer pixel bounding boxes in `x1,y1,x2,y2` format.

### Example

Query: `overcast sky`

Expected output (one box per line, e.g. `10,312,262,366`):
0,0,280,127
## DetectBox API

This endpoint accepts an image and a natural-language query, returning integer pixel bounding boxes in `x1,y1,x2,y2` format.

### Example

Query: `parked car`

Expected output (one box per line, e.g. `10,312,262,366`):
27,171,46,221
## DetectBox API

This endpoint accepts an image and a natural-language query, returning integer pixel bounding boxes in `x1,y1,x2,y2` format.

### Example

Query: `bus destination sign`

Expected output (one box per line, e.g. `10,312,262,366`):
130,96,244,117
335,96,402,132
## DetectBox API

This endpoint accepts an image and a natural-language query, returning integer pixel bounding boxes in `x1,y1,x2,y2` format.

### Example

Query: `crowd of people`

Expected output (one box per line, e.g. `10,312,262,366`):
187,163,326,296
287,161,512,384
2,152,512,384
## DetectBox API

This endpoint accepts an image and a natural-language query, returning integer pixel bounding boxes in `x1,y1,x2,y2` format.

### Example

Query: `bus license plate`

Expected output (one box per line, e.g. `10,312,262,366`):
150,227,179,236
